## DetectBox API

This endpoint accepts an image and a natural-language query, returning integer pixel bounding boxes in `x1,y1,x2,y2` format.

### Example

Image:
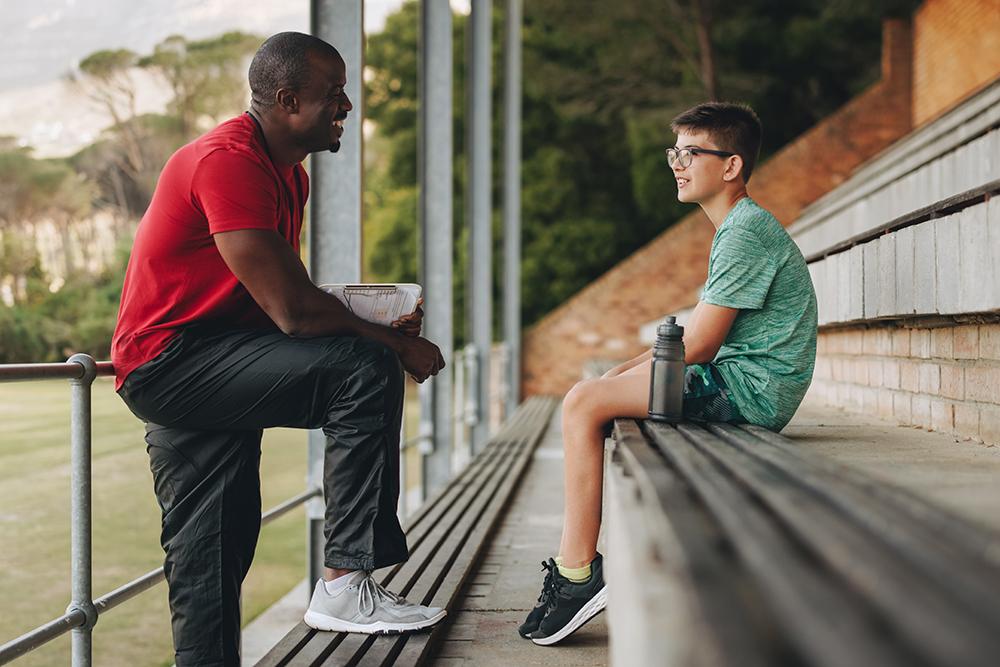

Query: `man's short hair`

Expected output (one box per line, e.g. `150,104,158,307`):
670,102,762,183
249,32,343,110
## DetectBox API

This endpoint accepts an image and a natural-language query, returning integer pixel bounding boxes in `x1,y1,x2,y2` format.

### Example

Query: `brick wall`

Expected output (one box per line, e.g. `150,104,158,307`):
521,19,914,397
812,323,1000,444
912,0,1000,126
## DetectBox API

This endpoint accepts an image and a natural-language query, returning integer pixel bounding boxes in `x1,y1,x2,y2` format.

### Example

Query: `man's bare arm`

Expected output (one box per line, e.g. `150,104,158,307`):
213,228,445,381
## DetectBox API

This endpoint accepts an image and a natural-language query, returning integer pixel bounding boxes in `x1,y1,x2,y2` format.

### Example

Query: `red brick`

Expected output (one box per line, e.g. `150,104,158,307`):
815,357,832,380
918,362,940,394
980,324,1000,361
911,394,932,428
843,330,864,356
893,392,912,425
883,360,901,389
980,404,1000,445
930,400,954,431
911,329,931,359
954,403,980,439
964,366,1000,403
900,361,921,393
939,365,965,400
852,359,869,386
913,0,1000,125
892,329,911,357
930,327,954,358
953,325,980,359
877,391,895,419
867,359,884,387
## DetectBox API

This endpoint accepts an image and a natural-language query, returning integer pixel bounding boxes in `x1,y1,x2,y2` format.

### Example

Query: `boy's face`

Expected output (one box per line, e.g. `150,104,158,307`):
670,130,737,204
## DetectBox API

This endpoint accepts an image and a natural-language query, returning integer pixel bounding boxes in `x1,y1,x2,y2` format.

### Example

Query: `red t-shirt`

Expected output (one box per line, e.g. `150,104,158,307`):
111,114,308,389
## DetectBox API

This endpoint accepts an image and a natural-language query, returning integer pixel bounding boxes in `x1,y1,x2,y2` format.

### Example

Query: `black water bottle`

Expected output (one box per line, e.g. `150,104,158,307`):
648,316,685,422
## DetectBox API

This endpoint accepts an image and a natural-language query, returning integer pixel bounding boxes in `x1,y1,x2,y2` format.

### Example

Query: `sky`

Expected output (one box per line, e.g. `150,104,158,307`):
1,0,441,92
0,0,470,156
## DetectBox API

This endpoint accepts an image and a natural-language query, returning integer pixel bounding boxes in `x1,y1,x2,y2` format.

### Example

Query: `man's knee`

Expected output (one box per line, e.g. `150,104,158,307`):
351,338,404,389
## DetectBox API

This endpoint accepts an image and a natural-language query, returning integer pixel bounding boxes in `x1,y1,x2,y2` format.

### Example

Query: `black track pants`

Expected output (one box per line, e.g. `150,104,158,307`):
118,326,408,666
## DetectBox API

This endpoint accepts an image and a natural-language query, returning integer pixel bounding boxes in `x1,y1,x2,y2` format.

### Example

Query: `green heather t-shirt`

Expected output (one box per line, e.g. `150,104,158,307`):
701,197,818,431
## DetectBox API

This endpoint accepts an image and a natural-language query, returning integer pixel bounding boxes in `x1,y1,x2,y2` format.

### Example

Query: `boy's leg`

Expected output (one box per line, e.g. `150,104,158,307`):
558,361,651,566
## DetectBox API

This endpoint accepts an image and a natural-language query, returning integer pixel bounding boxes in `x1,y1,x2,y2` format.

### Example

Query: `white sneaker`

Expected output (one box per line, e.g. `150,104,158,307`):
303,572,447,634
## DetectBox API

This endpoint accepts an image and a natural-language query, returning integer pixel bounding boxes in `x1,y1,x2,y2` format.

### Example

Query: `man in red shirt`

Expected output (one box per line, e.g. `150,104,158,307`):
112,32,446,666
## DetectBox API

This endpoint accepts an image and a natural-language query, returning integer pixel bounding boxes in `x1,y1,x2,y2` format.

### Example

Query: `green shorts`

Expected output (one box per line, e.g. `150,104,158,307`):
682,363,744,423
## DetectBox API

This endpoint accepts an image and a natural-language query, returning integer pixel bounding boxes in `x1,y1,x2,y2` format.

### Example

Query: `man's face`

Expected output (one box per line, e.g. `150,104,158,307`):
293,52,353,154
670,130,734,204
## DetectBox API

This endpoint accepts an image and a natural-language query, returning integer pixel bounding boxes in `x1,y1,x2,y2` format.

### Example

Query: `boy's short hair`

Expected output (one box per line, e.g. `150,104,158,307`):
670,102,762,183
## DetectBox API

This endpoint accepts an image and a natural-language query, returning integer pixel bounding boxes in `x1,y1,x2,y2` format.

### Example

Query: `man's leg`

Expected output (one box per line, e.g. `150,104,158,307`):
120,329,420,657
145,425,262,667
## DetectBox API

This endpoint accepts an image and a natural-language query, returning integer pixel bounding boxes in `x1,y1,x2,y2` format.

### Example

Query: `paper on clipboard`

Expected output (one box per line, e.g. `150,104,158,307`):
320,283,422,326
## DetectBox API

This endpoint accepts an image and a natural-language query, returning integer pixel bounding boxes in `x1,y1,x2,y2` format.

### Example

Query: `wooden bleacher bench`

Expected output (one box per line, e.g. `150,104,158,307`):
606,418,1000,667
257,395,557,667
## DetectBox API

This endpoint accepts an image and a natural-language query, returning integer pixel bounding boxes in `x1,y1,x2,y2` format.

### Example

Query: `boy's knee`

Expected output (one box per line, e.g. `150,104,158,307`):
563,379,598,415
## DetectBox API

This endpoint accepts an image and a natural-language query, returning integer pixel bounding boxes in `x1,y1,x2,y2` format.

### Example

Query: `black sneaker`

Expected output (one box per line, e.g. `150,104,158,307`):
518,558,558,638
530,553,607,646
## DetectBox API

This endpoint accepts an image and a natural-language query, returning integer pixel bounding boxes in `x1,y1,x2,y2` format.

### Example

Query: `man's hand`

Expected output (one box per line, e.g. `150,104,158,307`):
397,335,446,383
391,298,424,337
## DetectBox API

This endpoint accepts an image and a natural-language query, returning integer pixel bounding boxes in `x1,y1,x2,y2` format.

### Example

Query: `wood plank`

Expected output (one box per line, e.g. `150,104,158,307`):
687,423,1000,666
717,424,1000,621
255,624,316,667
359,398,555,665
259,397,555,667
268,443,512,666
310,401,552,665
735,423,1000,568
320,438,527,665
607,420,780,667
647,422,914,667
288,441,519,665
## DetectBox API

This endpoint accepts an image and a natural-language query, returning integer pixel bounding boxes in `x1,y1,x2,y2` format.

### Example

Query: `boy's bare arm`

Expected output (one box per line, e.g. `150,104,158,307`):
684,300,739,364
601,348,653,378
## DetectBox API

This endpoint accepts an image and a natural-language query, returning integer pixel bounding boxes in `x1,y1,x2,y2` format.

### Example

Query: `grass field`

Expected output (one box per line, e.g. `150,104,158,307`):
0,376,420,666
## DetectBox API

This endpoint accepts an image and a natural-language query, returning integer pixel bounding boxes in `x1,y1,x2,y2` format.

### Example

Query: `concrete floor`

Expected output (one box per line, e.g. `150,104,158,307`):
427,410,609,666
242,398,1000,665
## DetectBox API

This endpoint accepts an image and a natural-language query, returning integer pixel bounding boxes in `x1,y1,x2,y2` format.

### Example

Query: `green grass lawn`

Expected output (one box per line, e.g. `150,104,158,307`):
0,378,309,666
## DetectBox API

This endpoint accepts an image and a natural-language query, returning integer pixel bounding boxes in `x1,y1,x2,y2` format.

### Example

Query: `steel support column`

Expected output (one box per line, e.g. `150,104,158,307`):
419,0,455,495
467,0,492,452
308,0,364,589
502,0,522,416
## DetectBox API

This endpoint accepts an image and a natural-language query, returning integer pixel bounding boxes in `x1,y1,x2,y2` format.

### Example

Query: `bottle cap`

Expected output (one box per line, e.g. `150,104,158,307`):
657,316,684,339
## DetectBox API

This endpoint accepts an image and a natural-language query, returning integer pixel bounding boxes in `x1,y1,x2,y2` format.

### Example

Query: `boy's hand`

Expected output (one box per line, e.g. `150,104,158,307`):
391,298,424,337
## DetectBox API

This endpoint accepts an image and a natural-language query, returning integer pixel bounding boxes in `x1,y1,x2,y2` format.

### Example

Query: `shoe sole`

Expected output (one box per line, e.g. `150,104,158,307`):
531,585,607,646
303,609,447,635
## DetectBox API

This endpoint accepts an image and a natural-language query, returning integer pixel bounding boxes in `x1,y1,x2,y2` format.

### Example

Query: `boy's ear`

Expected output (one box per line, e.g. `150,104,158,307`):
722,154,744,183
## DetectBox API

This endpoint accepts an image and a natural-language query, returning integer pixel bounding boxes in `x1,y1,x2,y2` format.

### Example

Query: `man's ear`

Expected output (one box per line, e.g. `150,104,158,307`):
275,88,300,115
722,154,744,183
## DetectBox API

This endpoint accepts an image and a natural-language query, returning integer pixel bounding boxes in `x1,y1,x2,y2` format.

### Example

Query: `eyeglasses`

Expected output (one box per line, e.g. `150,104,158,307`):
665,146,735,169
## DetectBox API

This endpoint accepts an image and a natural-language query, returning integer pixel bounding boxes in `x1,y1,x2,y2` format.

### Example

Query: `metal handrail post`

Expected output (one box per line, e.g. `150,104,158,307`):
67,353,98,667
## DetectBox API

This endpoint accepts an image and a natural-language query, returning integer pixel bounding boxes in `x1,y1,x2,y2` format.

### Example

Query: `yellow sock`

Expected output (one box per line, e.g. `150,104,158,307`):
556,559,592,583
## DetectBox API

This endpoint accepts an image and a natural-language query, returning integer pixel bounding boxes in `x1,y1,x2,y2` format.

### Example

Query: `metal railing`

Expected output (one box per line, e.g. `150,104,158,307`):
0,354,321,666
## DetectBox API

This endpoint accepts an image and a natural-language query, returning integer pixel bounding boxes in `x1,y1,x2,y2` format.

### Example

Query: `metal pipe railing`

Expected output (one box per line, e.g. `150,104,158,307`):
0,356,321,666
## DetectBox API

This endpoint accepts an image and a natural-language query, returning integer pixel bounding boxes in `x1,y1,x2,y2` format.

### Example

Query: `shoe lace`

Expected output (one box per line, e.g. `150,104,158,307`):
357,571,405,617
536,559,558,607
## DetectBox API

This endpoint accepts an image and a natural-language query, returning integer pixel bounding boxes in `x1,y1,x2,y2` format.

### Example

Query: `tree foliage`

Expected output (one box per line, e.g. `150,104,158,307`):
363,0,921,335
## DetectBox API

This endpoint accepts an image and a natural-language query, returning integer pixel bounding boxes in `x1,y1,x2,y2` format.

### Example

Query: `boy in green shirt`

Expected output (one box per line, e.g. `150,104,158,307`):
520,102,818,645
